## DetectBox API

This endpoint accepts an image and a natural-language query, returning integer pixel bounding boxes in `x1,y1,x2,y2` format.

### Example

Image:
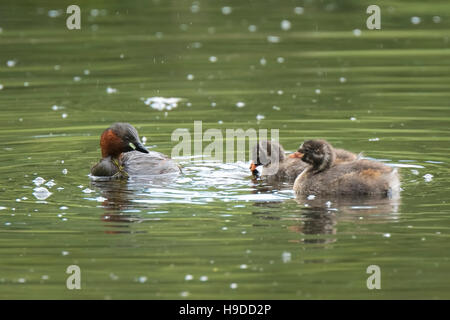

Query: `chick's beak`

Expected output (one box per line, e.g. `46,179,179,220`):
289,151,303,159
250,162,258,172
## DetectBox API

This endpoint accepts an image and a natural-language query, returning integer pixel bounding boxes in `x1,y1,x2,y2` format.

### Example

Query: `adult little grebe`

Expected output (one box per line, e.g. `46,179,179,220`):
293,140,400,197
250,140,358,182
90,123,180,178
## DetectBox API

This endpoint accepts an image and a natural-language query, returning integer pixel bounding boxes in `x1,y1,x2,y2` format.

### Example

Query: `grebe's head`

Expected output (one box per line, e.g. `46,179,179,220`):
296,139,335,172
249,140,285,175
99,123,149,158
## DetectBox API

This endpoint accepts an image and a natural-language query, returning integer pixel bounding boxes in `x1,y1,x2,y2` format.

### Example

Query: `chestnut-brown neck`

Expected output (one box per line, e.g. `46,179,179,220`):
100,129,124,158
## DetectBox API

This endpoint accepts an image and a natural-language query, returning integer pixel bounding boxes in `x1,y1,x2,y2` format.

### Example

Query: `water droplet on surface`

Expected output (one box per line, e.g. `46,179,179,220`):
282,251,292,263
33,187,52,200
281,20,291,31
221,6,232,15
352,29,362,36
411,16,421,24
294,7,304,15
432,16,441,23
106,87,117,94
267,35,280,43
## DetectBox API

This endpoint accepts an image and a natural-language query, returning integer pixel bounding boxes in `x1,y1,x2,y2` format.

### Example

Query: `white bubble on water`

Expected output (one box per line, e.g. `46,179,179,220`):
61,251,69,256
281,20,291,31
6,60,16,67
45,180,56,188
90,9,99,17
353,29,362,37
282,251,292,263
294,7,304,15
432,16,441,23
62,169,68,175
187,74,194,80
307,195,316,200
33,187,52,200
61,113,68,119
240,264,248,269
144,97,182,111
383,233,391,238
48,10,62,18
82,188,94,194
236,101,245,108
52,105,64,111
423,174,433,182
339,77,347,83
260,57,267,66
0,84,3,90
199,275,208,282
277,57,285,63
267,35,280,43
83,69,90,75
230,283,238,289
350,117,357,121
106,87,117,94
411,16,421,24
221,6,232,15
73,76,81,82
184,274,193,281
190,2,200,13
248,25,257,32
33,177,46,186
137,276,147,283
315,89,321,94
272,105,280,111
256,114,265,121
209,56,217,63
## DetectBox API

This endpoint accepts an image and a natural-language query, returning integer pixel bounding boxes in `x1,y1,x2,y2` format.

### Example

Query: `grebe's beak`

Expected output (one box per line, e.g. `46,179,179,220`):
250,162,260,176
289,151,303,159
129,142,149,154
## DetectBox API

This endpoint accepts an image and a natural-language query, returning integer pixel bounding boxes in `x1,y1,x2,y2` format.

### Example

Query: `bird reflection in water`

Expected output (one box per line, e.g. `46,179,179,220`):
250,183,401,244
90,174,178,234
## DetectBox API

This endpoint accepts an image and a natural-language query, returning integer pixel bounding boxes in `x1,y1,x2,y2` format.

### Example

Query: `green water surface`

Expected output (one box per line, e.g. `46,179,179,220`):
0,0,449,299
